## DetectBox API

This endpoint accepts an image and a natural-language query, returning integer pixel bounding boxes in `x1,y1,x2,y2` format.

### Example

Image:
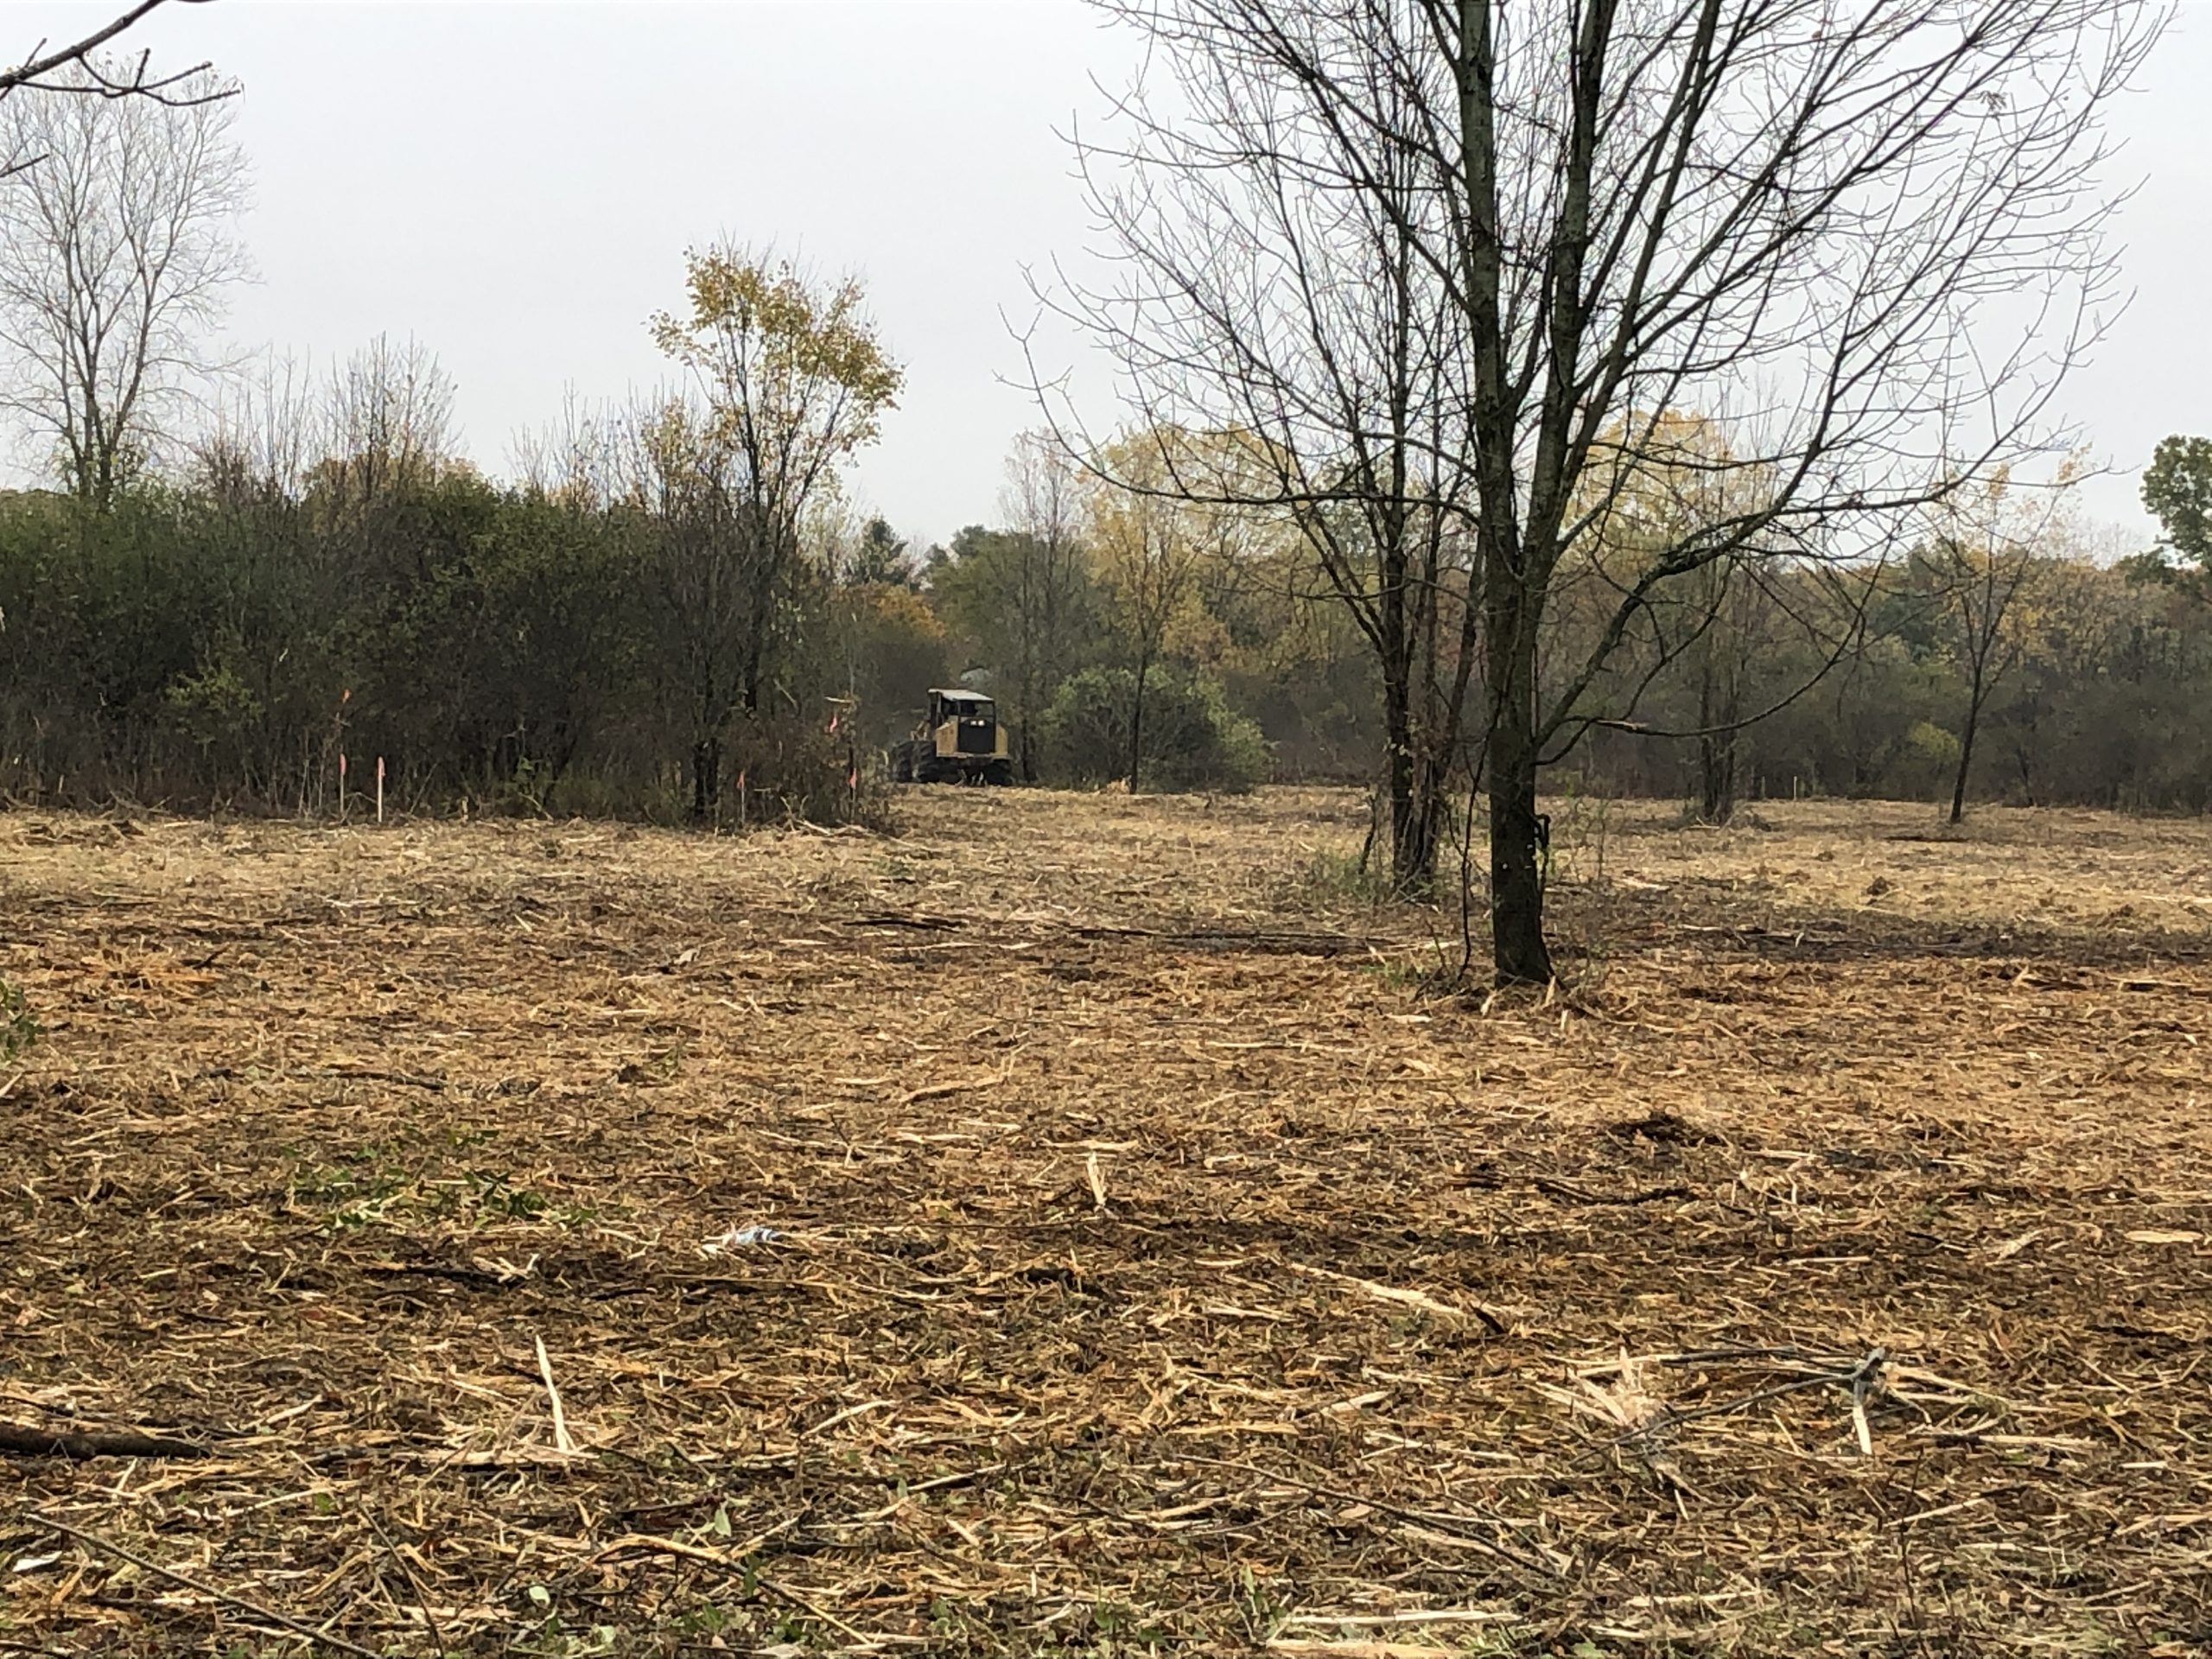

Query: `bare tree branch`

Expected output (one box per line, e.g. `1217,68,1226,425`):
3,0,227,106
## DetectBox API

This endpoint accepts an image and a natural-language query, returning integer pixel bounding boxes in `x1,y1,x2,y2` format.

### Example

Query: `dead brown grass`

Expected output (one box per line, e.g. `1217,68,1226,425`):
2,788,2209,1657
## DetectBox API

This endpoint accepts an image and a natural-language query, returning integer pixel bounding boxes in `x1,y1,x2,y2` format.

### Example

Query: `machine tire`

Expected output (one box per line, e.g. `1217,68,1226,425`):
889,743,913,784
983,759,1014,787
915,752,957,785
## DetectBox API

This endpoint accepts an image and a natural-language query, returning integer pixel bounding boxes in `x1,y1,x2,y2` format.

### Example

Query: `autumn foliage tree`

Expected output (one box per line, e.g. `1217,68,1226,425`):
647,246,901,816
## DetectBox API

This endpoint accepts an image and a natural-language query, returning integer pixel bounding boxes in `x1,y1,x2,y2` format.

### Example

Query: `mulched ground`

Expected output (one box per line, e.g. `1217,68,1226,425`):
2,790,2208,1657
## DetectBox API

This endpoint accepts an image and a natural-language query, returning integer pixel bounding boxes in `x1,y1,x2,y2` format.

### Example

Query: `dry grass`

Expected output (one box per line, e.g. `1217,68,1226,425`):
2,788,2209,1657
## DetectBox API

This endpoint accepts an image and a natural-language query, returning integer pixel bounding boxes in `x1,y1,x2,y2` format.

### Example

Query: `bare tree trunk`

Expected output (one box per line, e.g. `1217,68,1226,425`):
1128,653,1148,790
690,736,720,820
1387,754,1424,892
1485,571,1552,985
1487,747,1549,985
1695,657,1738,824
1017,648,1038,785
692,654,722,821
1949,668,1985,825
1699,732,1738,825
1382,656,1438,893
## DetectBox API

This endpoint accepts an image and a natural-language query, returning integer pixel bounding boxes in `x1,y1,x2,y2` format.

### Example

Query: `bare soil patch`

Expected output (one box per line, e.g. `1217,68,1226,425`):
3,791,2209,1656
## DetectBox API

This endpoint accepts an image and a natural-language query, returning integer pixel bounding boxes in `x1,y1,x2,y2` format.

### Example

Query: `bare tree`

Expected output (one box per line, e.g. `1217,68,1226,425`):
1683,564,1777,823
320,334,457,510
194,347,314,506
1038,28,1478,891
0,53,247,504
1924,465,2074,824
1052,0,2159,982
997,431,1089,780
511,388,631,512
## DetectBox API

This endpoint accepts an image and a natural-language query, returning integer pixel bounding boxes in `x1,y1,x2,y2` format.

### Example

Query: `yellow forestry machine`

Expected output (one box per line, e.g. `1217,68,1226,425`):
891,688,1014,785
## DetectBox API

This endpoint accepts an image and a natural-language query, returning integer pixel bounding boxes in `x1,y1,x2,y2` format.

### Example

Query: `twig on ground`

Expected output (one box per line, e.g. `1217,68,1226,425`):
1533,1176,1694,1205
535,1333,576,1456
30,1513,383,1659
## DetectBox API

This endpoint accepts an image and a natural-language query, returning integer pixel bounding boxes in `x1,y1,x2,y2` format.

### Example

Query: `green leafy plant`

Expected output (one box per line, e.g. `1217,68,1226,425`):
1040,666,1268,792
1,976,41,1061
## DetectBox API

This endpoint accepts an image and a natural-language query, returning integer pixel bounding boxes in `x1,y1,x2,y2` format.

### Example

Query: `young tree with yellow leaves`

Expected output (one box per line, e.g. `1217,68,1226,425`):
646,246,900,817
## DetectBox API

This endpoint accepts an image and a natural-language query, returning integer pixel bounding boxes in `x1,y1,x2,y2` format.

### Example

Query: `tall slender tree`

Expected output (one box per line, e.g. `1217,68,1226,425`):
646,246,900,815
1923,466,2074,824
999,432,1089,781
0,56,249,505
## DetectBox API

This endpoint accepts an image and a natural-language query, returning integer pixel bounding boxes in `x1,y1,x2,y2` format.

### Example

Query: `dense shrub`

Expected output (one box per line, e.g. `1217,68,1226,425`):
1039,666,1269,792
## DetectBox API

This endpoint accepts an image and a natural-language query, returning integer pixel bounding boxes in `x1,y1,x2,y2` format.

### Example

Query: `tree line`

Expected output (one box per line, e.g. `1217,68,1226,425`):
0,0,2183,985
10,383,2212,824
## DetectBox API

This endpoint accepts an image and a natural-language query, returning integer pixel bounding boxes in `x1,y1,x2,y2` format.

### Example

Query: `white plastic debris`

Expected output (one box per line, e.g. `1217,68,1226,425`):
700,1224,782,1255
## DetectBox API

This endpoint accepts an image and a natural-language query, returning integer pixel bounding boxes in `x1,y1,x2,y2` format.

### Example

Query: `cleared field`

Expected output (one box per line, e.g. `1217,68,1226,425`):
2,791,2209,1657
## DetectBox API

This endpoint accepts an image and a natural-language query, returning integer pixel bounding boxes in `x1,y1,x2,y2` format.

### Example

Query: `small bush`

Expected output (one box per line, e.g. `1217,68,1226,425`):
1904,719,1962,770
1040,668,1269,793
1,976,40,1062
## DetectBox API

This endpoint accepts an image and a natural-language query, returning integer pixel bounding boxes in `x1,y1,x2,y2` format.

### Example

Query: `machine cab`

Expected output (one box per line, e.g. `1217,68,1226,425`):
928,689,1001,755
897,687,1012,783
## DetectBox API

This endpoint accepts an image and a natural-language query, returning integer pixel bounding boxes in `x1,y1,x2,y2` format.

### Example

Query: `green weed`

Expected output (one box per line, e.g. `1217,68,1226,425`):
0,976,39,1062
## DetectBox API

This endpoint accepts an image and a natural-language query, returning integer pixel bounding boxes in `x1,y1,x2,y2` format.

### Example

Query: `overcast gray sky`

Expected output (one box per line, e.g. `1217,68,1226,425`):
7,0,2209,548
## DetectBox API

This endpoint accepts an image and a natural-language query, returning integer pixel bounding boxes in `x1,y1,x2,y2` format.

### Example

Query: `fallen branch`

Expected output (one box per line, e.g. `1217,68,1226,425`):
595,1513,802,1568
897,1075,1001,1107
1533,1177,1694,1206
536,1334,576,1456
1171,1452,1567,1580
1582,1346,1893,1457
0,1422,207,1460
313,1065,447,1092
